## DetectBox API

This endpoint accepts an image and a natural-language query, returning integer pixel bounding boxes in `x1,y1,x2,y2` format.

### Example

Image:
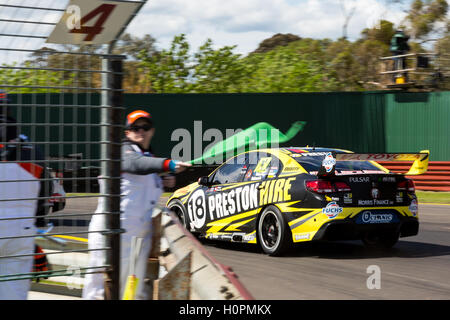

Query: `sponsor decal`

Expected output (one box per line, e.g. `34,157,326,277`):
371,188,380,199
243,234,255,241
287,148,307,154
344,193,352,204
207,183,259,221
322,201,343,219
349,176,370,183
358,199,391,206
258,177,295,206
337,153,421,161
202,177,295,226
409,199,418,216
254,157,272,173
382,176,396,183
221,234,233,240
267,166,279,178
360,211,394,224
294,233,310,241
322,153,336,173
301,152,328,157
187,189,207,229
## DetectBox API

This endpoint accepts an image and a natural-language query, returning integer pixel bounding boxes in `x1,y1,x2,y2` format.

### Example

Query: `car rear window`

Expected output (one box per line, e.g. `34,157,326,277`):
294,155,384,174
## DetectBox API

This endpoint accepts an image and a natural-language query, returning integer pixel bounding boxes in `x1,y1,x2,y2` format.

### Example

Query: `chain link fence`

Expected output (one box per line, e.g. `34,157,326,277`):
0,0,137,299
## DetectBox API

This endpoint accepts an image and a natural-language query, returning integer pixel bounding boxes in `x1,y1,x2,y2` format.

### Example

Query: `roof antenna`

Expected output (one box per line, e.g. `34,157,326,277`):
312,142,316,151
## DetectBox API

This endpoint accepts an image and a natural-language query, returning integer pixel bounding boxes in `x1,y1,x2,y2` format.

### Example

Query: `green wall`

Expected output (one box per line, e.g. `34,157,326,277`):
8,91,450,162
125,91,449,161
383,91,450,159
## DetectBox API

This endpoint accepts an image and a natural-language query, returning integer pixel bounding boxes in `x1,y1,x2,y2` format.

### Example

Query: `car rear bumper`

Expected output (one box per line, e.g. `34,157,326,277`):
312,216,419,241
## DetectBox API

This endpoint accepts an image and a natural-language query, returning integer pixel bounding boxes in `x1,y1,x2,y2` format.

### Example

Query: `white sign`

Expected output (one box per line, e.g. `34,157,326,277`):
47,0,140,45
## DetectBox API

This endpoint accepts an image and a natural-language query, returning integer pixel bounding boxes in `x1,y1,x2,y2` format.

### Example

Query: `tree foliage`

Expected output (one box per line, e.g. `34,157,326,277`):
2,0,449,94
406,0,448,39
251,33,302,54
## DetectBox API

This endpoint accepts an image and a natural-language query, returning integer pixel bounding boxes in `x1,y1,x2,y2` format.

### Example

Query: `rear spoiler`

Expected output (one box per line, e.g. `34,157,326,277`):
318,150,430,177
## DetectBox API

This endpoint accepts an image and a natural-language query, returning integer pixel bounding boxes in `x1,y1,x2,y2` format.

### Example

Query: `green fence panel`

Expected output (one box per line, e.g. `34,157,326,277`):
8,93,101,170
124,92,387,161
7,91,450,162
384,91,450,161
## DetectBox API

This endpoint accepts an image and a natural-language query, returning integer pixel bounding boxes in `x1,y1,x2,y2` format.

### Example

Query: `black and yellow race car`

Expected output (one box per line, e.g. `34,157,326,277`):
167,147,429,256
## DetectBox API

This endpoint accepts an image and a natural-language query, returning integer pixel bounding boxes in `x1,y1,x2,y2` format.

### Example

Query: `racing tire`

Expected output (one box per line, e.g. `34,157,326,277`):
257,205,292,256
361,231,400,249
167,199,188,229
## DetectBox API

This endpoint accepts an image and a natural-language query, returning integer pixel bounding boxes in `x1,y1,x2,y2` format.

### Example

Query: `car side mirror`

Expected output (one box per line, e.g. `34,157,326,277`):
198,176,210,186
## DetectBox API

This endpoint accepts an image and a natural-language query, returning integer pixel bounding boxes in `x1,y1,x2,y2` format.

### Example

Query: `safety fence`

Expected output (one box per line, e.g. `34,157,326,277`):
378,161,450,192
30,206,254,300
0,1,124,299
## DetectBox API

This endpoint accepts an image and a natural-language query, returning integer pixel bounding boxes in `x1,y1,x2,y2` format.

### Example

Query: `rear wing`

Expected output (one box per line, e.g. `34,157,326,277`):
318,150,430,177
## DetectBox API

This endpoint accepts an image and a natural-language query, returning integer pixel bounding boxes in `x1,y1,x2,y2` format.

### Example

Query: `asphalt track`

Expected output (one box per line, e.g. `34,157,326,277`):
58,199,450,300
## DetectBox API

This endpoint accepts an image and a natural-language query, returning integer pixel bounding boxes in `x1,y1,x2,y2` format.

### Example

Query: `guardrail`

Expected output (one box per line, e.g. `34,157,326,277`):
151,208,254,300
378,161,450,192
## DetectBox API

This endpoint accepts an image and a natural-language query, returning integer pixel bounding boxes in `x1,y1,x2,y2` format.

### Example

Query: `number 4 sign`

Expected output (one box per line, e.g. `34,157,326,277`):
47,0,141,45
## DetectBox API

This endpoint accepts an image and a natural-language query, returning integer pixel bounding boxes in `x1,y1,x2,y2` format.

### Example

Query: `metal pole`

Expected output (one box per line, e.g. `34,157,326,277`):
101,55,125,300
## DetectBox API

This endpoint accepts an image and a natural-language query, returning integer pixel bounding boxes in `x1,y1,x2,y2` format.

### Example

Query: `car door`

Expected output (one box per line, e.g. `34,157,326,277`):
203,151,285,238
186,153,248,233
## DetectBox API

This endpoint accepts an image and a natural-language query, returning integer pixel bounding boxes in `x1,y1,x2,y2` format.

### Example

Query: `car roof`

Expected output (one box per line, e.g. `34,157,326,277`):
280,147,353,154
244,147,353,156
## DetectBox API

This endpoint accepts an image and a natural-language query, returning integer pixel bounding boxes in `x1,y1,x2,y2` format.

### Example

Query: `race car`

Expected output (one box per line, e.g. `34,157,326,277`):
167,147,429,256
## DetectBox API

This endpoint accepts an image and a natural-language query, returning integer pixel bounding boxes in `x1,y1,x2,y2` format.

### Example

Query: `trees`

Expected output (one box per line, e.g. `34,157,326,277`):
137,35,341,93
4,1,449,94
138,34,191,93
251,33,302,54
192,39,245,93
406,0,449,40
241,39,337,92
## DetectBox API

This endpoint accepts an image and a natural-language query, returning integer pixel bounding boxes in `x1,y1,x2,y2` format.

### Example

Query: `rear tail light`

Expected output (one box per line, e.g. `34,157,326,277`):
397,179,415,192
335,182,351,192
306,180,334,193
306,180,351,193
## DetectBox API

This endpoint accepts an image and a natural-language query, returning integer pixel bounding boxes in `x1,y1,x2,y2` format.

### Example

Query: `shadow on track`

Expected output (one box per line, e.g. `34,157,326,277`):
289,240,450,260
201,238,450,260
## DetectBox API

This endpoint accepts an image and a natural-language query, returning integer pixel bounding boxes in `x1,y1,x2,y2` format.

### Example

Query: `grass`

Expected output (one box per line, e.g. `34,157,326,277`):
416,191,450,204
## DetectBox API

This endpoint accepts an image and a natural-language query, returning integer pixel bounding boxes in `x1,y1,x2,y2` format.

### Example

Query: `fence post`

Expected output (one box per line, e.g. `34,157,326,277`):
101,55,125,300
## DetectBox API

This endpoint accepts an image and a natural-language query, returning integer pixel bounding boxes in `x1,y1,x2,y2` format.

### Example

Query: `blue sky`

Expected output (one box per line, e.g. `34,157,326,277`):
126,0,410,54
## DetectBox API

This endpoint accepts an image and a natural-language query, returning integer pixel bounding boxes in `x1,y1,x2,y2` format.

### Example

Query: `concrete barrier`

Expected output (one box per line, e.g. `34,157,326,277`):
154,208,254,300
